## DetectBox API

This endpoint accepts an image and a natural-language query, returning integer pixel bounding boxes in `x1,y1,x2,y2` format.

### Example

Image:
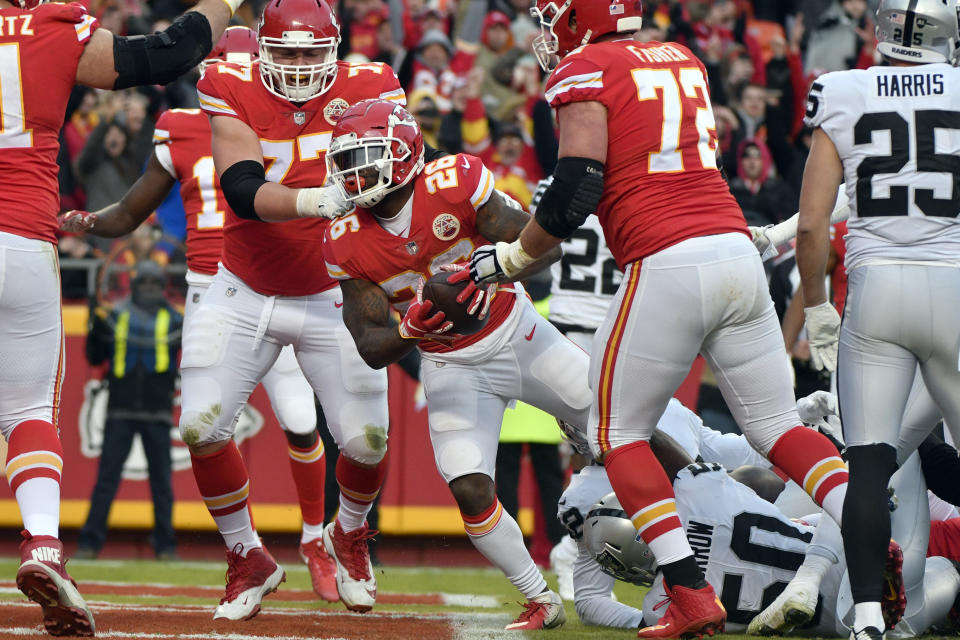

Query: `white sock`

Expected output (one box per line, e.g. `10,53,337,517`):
795,554,832,584
16,477,59,538
336,495,369,533
301,521,326,544
854,601,884,631
821,484,846,526
465,507,547,599
216,509,261,557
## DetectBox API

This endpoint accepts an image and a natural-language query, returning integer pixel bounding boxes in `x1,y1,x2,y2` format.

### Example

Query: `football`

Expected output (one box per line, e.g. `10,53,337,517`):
421,270,488,336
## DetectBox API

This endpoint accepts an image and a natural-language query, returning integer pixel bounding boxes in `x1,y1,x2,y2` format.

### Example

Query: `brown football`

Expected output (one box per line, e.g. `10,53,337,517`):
421,270,488,336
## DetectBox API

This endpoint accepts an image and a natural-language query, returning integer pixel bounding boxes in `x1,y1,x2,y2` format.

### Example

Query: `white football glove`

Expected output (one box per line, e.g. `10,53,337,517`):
59,210,96,233
803,301,841,372
468,241,535,284
796,390,838,425
296,184,353,219
748,224,778,260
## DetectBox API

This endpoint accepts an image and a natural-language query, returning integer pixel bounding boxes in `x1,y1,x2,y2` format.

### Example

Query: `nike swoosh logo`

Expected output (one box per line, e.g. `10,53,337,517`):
462,157,470,170
335,301,343,308
555,62,573,75
524,325,536,341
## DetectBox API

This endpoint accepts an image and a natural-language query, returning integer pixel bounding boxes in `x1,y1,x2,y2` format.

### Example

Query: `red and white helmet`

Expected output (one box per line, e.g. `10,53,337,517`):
200,26,259,74
326,99,424,209
258,0,341,102
531,0,643,71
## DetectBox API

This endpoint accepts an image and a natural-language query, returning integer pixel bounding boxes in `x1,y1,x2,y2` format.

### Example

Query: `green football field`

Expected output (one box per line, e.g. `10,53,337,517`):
0,557,824,639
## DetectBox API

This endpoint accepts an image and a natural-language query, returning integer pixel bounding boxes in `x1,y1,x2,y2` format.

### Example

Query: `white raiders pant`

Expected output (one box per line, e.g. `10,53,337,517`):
588,232,799,457
420,297,591,483
838,263,960,451
185,270,316,435
0,232,63,437
178,267,388,463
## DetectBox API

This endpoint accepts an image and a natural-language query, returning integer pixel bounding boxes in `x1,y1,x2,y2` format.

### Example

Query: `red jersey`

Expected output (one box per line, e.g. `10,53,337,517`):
544,40,747,267
0,2,97,243
829,221,848,315
322,153,516,354
153,109,225,276
196,60,406,296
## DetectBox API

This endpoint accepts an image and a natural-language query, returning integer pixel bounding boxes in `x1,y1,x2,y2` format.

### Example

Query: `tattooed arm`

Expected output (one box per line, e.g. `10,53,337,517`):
475,190,562,282
340,278,419,369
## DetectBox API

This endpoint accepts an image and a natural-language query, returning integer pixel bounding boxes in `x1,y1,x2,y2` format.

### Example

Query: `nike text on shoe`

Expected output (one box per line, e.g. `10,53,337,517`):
16,531,95,637
504,590,566,630
882,540,905,630
850,626,884,640
746,573,818,635
638,583,726,639
323,521,378,612
213,544,286,621
299,538,339,602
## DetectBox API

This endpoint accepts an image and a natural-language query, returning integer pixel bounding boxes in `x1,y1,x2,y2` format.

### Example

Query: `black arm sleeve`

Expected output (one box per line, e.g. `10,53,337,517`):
531,99,558,175
534,157,604,239
219,160,268,221
919,433,960,507
113,11,213,89
423,143,449,163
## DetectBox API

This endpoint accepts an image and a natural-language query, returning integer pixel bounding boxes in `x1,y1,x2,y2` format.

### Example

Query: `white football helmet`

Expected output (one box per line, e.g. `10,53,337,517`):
875,0,960,65
584,492,657,586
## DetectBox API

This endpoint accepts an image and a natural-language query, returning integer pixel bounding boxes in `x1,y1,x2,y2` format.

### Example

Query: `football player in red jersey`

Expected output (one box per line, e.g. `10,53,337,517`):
59,27,339,605
187,0,406,620
462,1,858,638
0,0,246,632
322,99,582,630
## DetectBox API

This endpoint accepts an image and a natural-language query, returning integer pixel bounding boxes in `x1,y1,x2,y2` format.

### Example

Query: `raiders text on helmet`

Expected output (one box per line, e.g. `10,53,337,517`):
875,0,960,65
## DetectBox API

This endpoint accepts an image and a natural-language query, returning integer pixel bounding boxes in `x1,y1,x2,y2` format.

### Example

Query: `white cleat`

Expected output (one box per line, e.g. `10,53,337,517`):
549,536,577,601
747,575,819,635
213,545,286,621
323,520,377,612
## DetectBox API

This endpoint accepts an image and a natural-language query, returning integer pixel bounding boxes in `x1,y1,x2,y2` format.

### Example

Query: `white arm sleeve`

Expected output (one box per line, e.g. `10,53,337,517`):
765,185,850,248
699,426,771,470
573,544,645,629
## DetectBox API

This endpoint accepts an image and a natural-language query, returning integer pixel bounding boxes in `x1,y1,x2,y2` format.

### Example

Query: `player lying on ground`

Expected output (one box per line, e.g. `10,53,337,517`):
60,27,341,605
322,98,593,630
566,427,958,637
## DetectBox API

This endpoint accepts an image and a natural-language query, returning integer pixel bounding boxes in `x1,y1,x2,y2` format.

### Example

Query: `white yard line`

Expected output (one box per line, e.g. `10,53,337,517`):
0,627,345,640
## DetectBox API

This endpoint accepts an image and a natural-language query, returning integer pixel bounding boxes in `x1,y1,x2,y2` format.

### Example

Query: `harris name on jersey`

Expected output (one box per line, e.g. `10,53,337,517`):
875,71,945,97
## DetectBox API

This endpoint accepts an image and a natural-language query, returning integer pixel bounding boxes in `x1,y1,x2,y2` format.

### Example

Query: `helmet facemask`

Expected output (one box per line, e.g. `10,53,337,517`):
259,32,338,102
530,0,571,71
327,114,424,209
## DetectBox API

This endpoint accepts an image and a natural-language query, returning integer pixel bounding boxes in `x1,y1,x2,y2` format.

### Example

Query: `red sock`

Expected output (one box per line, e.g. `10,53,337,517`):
5,420,62,492
191,441,250,518
288,439,326,526
605,441,684,545
768,426,848,505
336,451,388,507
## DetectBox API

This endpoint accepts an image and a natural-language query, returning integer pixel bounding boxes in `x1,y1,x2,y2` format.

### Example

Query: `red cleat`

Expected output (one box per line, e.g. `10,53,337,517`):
213,544,286,621
16,530,95,637
323,521,377,612
882,539,906,630
504,590,566,630
638,583,726,639
299,538,339,603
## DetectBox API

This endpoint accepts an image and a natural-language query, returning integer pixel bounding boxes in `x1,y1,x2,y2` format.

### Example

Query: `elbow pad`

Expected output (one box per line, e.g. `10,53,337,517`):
534,157,604,239
113,12,213,89
220,160,267,221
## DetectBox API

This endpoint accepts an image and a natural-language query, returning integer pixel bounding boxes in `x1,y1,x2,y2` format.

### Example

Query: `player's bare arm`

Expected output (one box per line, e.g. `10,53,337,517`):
469,101,606,284
796,127,844,372
796,128,844,308
76,0,236,90
339,278,425,369
63,152,176,237
475,190,561,281
212,115,349,222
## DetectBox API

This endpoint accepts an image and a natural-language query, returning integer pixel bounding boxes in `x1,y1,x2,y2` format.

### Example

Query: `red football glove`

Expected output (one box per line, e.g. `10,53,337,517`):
399,279,456,340
59,210,96,233
440,264,497,320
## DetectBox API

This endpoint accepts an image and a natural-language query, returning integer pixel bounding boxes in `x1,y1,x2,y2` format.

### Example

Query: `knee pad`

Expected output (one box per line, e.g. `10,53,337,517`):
275,402,318,434
339,426,388,465
178,376,232,446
